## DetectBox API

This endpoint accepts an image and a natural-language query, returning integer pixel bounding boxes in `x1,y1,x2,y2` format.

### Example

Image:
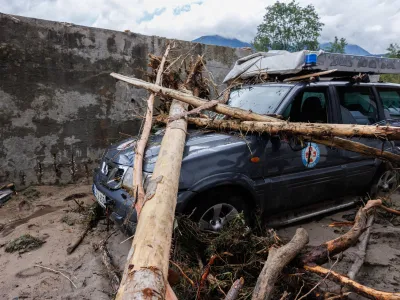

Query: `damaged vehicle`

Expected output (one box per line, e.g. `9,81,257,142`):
93,80,400,233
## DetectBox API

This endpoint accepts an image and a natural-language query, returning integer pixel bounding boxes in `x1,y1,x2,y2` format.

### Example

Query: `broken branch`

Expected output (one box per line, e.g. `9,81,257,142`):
305,264,400,300
299,200,381,266
252,228,309,300
224,277,245,300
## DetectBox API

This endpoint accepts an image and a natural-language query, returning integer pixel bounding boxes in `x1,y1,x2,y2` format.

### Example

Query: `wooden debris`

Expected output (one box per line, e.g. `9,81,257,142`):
224,277,245,300
115,56,204,300
252,228,309,300
160,116,400,140
347,214,375,280
299,200,382,266
305,264,400,300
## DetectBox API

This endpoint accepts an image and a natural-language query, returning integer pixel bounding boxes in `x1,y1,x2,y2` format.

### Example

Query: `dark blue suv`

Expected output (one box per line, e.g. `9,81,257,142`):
93,81,400,232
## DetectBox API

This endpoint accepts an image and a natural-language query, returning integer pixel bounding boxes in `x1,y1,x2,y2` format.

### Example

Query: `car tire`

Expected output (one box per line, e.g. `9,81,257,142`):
370,167,399,198
188,187,249,232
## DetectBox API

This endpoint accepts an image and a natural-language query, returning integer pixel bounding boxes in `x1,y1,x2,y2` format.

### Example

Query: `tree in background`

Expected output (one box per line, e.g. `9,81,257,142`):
254,0,323,52
381,43,400,83
326,36,347,53
387,43,400,58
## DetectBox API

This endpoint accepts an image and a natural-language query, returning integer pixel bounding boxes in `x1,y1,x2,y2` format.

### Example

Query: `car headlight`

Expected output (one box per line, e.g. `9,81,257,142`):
122,167,134,189
121,169,153,191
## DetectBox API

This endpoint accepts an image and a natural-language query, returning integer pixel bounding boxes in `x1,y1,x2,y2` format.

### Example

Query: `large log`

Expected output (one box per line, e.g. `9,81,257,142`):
305,265,400,300
157,117,400,165
158,116,400,140
252,228,309,300
115,100,188,300
298,200,382,266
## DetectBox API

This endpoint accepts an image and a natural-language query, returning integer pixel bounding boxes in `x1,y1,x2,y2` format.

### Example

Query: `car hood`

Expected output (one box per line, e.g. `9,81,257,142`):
103,128,248,170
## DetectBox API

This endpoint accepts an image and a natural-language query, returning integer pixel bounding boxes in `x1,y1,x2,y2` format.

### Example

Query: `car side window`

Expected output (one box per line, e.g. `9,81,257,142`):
376,87,400,119
283,88,328,123
336,86,378,125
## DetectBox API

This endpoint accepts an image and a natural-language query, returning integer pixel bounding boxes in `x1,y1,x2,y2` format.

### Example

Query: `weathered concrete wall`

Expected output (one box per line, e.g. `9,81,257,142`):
0,13,249,187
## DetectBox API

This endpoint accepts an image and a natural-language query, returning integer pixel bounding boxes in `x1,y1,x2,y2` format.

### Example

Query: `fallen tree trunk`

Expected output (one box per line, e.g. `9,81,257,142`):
115,100,188,300
157,117,400,165
132,44,171,217
160,117,400,140
252,228,309,300
299,200,382,266
305,265,400,300
115,56,205,300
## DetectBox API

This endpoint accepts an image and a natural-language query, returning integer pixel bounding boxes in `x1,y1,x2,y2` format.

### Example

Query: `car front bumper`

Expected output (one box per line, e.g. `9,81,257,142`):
92,168,195,234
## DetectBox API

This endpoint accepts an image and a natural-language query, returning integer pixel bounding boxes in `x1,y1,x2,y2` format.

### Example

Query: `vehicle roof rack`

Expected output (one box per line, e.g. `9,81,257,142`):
223,50,400,83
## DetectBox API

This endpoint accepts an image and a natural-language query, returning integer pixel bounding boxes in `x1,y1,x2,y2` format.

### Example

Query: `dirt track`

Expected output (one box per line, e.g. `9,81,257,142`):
0,184,399,299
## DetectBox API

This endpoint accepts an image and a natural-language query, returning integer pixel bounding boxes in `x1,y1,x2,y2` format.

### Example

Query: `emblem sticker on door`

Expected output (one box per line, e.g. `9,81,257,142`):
301,142,320,168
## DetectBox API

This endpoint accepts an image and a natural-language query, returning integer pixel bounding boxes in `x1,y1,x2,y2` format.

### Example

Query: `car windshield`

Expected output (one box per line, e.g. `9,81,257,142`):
227,86,291,115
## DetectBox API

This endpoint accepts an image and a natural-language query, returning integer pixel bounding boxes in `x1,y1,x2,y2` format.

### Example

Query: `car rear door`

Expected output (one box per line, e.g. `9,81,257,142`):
263,85,346,212
333,85,384,194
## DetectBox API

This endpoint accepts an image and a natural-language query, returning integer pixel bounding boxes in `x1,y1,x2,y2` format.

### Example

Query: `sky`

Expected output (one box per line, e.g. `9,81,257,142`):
1,0,400,54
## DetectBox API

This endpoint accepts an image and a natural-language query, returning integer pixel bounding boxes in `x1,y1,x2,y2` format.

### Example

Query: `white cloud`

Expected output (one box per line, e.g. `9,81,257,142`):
1,0,400,53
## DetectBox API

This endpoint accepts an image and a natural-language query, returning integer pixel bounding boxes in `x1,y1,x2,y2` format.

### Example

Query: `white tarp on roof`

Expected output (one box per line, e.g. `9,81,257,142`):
223,50,322,83
223,50,400,83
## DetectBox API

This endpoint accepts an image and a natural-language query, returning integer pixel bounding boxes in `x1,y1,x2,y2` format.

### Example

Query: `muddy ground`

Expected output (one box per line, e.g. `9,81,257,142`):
0,183,399,299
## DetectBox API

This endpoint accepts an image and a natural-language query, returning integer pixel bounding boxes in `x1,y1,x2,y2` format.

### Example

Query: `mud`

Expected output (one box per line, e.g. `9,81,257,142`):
0,184,399,299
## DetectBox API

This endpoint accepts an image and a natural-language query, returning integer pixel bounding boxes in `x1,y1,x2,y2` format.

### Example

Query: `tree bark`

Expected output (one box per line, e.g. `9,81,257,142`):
132,44,171,217
161,117,400,140
304,264,400,300
156,117,400,165
347,214,374,280
225,277,245,300
252,228,309,300
115,99,188,300
298,200,382,266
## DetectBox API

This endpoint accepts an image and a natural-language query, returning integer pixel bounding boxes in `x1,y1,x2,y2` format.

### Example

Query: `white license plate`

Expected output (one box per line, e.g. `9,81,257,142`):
93,184,106,207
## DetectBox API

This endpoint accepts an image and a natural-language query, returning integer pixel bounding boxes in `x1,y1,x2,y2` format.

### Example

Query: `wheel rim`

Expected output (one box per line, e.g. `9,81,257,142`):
198,203,239,231
377,170,399,194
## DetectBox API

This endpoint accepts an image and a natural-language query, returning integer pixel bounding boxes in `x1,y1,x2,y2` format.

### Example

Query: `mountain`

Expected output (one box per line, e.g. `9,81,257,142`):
319,42,372,56
193,35,385,56
192,35,252,48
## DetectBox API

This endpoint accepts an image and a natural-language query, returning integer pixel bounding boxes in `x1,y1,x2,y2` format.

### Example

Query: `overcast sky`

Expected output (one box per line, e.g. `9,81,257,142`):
1,0,399,54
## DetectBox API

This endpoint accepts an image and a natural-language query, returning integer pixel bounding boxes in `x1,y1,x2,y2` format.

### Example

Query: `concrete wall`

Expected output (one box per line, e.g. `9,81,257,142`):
0,13,250,187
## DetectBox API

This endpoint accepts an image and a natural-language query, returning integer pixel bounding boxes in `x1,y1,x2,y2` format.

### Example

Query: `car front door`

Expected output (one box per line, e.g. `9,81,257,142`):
262,85,346,212
334,85,385,195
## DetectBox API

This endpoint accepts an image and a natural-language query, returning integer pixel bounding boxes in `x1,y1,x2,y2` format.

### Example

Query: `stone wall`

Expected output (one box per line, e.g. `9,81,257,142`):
0,13,249,187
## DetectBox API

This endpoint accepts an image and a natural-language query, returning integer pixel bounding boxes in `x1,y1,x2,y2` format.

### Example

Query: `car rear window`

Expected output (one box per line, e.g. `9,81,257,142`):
227,86,292,115
377,88,400,119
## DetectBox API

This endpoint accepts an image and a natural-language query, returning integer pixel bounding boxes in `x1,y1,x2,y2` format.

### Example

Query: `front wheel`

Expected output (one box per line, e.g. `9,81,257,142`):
370,169,399,198
188,188,249,232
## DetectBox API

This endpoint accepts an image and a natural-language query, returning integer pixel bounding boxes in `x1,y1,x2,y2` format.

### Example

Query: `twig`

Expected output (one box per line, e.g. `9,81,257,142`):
67,225,90,254
119,234,135,244
298,255,340,300
170,260,195,287
34,264,77,288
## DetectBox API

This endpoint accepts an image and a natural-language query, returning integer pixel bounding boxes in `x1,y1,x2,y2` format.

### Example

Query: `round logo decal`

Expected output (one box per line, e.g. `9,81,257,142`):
301,142,320,168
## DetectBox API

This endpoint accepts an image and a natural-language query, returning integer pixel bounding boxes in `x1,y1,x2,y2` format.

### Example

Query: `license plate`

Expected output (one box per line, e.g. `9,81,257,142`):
93,184,106,207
